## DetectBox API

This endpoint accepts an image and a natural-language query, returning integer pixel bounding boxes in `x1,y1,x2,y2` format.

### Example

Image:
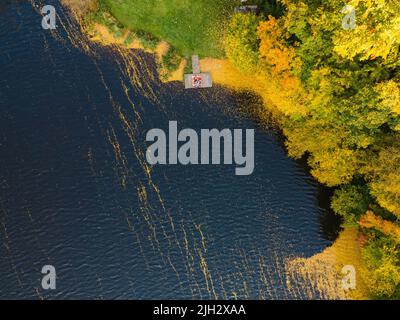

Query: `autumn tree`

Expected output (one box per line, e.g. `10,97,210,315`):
224,13,262,72
363,145,400,219
333,0,400,61
224,1,400,297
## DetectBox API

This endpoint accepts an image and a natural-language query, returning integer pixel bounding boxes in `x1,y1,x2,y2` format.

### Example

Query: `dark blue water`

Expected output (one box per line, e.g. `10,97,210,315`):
0,1,340,299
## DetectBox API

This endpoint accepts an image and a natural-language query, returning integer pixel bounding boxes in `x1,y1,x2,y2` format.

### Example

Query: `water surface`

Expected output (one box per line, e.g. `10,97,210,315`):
0,1,340,299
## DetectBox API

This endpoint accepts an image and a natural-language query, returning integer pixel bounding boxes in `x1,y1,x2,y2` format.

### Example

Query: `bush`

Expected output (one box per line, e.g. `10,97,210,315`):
124,32,136,46
136,30,159,50
162,47,182,72
331,184,371,225
87,1,125,38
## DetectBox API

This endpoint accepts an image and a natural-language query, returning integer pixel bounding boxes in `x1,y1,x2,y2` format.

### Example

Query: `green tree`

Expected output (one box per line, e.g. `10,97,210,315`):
225,13,262,72
364,145,400,219
333,0,400,61
362,236,400,299
331,184,371,224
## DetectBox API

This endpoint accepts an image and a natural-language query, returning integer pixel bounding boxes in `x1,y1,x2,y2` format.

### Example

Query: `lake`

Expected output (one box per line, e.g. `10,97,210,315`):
0,0,340,299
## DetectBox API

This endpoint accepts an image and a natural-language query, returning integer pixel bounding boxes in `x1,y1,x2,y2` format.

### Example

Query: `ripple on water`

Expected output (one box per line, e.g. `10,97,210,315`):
0,1,339,299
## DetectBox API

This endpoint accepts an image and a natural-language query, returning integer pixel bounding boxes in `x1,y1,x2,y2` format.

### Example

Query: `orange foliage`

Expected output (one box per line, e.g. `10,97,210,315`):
359,211,400,241
257,17,299,76
256,17,306,115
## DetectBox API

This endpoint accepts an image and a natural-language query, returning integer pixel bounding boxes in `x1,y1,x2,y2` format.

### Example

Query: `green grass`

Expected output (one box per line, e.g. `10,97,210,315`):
86,2,125,37
98,0,239,57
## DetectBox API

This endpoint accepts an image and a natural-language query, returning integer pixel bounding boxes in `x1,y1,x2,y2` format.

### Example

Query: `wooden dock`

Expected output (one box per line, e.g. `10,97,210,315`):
184,55,212,89
192,55,200,74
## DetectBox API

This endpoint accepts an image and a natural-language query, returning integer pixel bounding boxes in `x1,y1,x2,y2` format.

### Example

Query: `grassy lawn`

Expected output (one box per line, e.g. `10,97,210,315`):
98,0,239,57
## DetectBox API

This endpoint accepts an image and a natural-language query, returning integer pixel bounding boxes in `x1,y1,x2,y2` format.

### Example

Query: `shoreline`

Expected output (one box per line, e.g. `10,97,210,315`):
61,0,368,300
286,227,368,299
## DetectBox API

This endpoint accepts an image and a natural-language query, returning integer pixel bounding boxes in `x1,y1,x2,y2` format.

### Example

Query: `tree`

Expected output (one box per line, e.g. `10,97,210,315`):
333,0,400,61
257,15,308,116
362,235,400,299
258,16,299,76
364,146,400,219
224,1,400,297
225,13,262,72
332,184,371,224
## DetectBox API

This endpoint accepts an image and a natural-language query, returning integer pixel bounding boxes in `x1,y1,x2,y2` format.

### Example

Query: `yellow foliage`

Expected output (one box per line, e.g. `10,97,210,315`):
375,80,400,116
333,0,400,61
199,58,305,118
360,211,400,241
256,17,307,116
258,17,301,75
309,148,360,186
364,147,400,218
